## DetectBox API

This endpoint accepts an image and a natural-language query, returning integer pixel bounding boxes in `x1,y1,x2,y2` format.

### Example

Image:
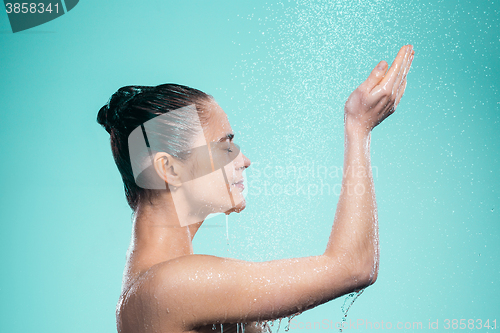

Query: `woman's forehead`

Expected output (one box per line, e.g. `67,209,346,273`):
189,101,232,148
204,101,232,140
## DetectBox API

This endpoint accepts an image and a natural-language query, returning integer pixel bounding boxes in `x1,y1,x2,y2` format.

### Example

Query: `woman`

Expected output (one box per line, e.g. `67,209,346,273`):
97,45,415,333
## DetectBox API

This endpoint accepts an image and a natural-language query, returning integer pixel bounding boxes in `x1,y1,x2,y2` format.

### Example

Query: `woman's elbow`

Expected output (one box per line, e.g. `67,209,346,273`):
343,252,379,290
357,259,378,288
323,252,378,291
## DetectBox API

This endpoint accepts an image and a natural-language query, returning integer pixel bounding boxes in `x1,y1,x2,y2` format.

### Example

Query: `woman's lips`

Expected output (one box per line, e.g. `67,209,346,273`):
232,180,244,191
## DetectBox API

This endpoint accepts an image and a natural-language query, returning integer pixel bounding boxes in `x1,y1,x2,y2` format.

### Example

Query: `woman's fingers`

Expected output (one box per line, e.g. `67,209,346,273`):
396,48,414,91
392,49,411,96
394,51,415,107
375,45,412,94
394,78,407,108
394,49,414,108
359,60,388,92
344,45,415,131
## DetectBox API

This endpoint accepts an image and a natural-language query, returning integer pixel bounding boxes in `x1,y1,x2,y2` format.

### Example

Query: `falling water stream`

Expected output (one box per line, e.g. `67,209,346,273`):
226,214,230,251
339,289,365,333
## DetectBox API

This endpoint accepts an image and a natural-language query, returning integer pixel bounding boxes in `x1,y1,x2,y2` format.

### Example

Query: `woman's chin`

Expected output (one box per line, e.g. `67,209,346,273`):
224,200,247,214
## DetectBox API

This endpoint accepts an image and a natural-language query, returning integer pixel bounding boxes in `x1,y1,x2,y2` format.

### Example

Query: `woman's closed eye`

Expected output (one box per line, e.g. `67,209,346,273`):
226,141,237,153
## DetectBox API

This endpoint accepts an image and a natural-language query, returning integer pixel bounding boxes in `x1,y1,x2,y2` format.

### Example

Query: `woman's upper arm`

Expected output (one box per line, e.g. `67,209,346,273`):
148,253,369,330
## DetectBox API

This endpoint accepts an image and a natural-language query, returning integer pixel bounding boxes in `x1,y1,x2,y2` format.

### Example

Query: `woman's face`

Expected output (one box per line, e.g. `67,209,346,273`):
179,100,251,218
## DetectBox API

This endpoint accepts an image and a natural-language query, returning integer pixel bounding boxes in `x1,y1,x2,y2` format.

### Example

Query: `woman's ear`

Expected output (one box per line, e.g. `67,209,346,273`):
153,152,183,188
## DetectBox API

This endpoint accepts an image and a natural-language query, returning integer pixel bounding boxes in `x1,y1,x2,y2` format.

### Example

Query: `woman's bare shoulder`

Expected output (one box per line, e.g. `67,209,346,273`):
116,255,227,332
116,255,274,332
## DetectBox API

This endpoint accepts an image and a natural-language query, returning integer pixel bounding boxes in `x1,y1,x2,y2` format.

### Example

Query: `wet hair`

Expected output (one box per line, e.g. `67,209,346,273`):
97,84,214,211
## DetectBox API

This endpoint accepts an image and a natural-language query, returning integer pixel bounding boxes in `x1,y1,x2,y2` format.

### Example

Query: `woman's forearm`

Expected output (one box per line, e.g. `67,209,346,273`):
324,119,379,285
321,45,413,287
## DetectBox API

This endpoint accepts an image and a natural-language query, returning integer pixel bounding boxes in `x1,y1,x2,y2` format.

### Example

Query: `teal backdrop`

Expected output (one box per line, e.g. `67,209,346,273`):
0,0,498,332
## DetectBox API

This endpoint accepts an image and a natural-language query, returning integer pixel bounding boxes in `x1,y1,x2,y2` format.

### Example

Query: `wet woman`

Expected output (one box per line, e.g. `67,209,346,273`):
97,45,415,333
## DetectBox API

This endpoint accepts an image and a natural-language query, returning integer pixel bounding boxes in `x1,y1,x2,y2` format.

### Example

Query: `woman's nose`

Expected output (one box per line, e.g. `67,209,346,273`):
237,150,251,170
242,152,251,168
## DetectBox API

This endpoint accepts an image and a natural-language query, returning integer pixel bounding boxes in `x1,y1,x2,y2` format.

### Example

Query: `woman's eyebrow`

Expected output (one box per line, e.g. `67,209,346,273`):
217,133,234,142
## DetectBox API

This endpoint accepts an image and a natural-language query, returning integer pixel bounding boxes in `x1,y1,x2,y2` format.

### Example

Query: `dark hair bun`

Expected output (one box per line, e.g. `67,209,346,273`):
97,86,145,134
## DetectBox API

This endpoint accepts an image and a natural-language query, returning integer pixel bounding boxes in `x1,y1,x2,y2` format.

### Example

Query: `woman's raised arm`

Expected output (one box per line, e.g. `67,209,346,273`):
117,45,414,332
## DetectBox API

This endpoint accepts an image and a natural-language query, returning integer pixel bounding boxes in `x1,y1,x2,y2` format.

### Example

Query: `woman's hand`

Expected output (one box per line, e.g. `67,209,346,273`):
344,45,415,134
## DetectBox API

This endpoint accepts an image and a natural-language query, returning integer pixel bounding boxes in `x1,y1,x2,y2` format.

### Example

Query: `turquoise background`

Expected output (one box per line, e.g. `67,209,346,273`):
0,0,498,332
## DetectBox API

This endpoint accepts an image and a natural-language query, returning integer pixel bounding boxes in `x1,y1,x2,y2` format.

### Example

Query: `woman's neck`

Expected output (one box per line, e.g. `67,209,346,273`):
121,192,203,294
